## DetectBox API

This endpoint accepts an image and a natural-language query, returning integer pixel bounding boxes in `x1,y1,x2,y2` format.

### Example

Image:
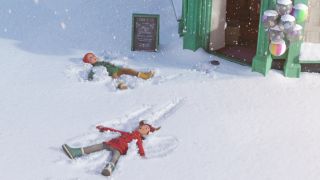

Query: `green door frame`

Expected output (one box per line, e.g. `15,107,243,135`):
179,0,212,51
283,0,308,77
252,0,276,76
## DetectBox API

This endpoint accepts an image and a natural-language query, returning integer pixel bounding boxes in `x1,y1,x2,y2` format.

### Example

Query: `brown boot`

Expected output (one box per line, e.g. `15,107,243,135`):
101,162,115,176
117,82,128,90
138,71,155,80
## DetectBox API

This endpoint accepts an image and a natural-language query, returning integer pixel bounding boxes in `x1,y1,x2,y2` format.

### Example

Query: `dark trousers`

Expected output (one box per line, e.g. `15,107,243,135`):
83,143,121,166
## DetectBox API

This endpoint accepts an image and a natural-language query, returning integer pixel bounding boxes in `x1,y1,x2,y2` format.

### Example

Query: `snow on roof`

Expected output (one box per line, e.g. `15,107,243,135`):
300,42,320,61
294,3,309,10
277,0,293,5
264,10,278,17
281,14,295,22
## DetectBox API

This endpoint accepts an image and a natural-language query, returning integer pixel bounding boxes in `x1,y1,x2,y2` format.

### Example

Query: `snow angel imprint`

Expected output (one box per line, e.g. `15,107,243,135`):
62,120,160,177
83,52,155,90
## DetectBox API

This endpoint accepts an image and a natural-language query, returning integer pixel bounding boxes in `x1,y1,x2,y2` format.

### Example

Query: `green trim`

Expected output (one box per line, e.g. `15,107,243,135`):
252,0,276,76
300,61,320,64
131,13,160,51
181,0,212,51
183,0,198,50
200,0,212,50
283,0,308,77
284,41,302,77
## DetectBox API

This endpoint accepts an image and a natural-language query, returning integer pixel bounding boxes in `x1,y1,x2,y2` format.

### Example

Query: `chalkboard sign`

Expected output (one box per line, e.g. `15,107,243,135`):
131,14,159,52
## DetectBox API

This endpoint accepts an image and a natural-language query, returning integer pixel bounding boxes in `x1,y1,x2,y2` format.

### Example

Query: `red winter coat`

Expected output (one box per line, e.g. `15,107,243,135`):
96,126,145,156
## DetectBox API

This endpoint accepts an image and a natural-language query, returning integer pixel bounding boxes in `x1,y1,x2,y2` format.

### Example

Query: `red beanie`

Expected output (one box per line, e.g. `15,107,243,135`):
82,52,94,63
139,120,160,133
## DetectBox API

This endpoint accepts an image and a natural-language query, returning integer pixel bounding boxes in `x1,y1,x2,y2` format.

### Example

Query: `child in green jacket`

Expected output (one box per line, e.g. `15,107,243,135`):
83,52,154,89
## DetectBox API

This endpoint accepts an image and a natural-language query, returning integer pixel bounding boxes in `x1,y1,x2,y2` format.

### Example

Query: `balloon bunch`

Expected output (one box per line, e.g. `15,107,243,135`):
262,0,308,56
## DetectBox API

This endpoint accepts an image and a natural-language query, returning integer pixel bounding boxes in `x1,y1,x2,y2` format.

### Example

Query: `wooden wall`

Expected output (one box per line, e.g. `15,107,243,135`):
304,0,320,43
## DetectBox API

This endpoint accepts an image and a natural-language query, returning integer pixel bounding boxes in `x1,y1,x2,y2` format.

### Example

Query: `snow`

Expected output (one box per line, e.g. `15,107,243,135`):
300,43,320,61
270,25,282,31
293,24,303,31
277,0,293,5
171,0,182,20
1,1,320,180
281,14,295,22
294,3,308,10
264,10,278,17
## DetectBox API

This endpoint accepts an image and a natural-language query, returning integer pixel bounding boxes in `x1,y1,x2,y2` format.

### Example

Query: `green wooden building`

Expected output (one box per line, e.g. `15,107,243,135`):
179,0,320,77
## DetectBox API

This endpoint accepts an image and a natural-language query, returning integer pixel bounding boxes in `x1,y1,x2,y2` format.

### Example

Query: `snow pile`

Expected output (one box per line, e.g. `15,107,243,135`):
57,101,182,177
193,61,219,76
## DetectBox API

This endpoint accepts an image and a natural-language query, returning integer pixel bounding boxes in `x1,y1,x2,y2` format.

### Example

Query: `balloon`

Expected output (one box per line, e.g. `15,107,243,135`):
276,0,293,15
286,24,303,42
292,3,309,24
279,14,296,33
263,10,279,29
269,25,285,41
269,39,287,56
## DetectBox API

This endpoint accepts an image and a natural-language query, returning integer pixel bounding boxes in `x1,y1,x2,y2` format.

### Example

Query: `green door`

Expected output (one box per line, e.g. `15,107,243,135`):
179,0,212,51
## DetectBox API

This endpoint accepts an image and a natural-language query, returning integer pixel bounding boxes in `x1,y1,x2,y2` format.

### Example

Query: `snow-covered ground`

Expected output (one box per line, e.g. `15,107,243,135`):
1,1,320,180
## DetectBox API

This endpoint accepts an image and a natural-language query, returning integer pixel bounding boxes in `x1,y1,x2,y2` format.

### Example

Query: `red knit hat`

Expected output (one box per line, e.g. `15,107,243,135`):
139,120,160,133
82,52,95,63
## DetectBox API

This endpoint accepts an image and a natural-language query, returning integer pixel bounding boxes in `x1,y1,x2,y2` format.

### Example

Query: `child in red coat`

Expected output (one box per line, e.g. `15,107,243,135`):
62,121,160,176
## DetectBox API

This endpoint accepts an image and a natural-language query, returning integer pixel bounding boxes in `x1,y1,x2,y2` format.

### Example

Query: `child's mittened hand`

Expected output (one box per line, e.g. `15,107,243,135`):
96,125,104,132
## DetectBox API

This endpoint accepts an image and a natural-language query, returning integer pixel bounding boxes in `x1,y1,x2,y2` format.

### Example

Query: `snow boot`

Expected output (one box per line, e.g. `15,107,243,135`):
138,71,155,80
101,162,115,176
62,144,84,159
117,82,128,90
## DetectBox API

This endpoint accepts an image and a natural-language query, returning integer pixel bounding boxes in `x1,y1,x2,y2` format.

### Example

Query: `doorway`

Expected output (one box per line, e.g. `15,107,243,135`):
214,0,260,64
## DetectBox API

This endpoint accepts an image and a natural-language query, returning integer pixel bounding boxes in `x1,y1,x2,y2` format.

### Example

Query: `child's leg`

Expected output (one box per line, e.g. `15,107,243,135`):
62,144,84,159
62,143,106,159
84,143,120,164
83,143,106,154
109,148,121,165
104,145,121,165
101,146,121,176
116,68,139,77
116,68,154,80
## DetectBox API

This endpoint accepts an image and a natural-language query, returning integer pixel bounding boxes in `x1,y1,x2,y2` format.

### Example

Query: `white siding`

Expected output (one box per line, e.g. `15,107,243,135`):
304,0,320,43
209,0,227,51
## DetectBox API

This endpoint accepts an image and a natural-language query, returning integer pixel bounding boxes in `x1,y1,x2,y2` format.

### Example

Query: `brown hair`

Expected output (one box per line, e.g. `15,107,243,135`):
82,52,95,63
139,120,161,133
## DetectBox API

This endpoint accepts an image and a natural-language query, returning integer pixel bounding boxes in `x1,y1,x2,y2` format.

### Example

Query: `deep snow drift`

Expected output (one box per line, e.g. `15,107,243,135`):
1,1,320,180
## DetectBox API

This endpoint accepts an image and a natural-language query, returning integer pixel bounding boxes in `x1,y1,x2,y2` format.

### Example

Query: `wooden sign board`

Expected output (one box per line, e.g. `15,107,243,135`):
131,14,160,52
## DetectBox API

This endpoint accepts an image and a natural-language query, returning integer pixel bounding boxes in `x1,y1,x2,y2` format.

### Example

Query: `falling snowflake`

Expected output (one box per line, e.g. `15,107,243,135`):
60,22,66,30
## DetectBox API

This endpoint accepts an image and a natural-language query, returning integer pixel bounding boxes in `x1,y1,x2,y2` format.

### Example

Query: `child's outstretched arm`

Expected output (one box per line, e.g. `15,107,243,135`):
88,70,94,81
96,125,127,134
136,138,145,157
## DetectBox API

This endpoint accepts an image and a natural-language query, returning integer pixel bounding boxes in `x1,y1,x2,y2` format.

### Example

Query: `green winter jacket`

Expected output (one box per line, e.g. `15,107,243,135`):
88,61,120,80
